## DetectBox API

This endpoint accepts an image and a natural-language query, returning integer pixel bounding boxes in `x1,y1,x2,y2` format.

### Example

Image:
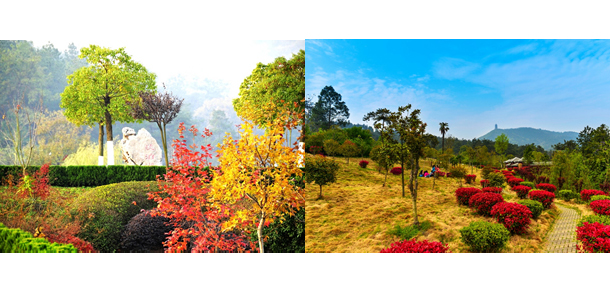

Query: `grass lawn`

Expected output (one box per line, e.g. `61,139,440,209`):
305,156,563,253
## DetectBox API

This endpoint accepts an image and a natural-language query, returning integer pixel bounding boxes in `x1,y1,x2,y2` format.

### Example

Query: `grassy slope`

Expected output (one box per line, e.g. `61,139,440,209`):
306,156,562,253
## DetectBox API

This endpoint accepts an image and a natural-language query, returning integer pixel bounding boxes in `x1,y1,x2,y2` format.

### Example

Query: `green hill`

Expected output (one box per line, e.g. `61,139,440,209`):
478,127,578,150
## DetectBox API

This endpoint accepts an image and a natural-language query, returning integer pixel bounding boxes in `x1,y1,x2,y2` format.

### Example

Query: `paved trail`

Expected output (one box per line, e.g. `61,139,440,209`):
545,204,581,253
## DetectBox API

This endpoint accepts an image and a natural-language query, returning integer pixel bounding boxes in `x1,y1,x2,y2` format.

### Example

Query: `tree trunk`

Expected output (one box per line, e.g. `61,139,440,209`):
318,185,323,200
105,108,114,165
257,211,266,253
401,154,405,198
158,122,169,167
98,123,104,166
442,133,445,154
409,157,420,226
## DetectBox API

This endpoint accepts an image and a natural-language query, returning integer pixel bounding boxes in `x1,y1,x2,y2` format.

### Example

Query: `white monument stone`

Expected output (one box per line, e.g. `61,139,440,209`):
120,127,163,166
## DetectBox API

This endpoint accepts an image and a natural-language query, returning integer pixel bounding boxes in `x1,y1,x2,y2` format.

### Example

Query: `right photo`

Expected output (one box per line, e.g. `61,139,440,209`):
303,39,610,253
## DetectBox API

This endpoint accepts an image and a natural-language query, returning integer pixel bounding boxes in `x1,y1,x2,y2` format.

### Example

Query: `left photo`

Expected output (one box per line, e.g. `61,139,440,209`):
0,40,305,253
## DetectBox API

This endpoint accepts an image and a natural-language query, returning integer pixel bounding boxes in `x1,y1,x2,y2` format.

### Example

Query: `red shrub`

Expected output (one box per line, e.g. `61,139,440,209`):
308,145,323,155
482,187,503,194
535,176,550,184
17,163,51,200
536,183,556,193
512,185,532,199
469,192,505,216
390,167,403,175
465,174,477,184
576,222,610,253
590,200,610,216
529,190,555,209
581,189,607,201
359,160,369,168
46,233,97,253
490,202,533,234
480,179,490,188
436,171,446,177
507,177,524,188
455,187,482,206
380,239,450,253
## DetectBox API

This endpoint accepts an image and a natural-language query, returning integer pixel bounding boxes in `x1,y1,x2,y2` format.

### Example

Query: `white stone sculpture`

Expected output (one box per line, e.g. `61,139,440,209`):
120,127,163,166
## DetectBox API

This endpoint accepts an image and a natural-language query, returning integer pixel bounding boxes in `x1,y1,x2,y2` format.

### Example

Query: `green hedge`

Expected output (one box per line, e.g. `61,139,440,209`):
0,165,166,187
0,223,78,253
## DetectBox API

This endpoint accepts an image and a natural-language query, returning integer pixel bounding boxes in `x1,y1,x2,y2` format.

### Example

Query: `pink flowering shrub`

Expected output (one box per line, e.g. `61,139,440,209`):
590,200,610,216
490,202,532,234
380,239,450,253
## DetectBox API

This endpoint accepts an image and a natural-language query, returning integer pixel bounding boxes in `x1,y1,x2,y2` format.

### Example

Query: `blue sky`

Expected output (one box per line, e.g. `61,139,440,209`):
306,40,610,140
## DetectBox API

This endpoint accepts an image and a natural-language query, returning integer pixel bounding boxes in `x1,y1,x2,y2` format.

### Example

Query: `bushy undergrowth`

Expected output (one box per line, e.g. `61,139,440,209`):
529,190,555,209
536,183,557,193
590,195,610,202
490,202,532,234
71,181,162,253
380,239,449,253
459,221,510,253
387,220,431,241
469,192,504,216
520,181,535,188
486,172,505,188
558,190,579,201
512,185,531,199
518,199,544,219
581,189,607,202
249,207,305,253
590,200,610,216
578,214,610,227
455,187,481,206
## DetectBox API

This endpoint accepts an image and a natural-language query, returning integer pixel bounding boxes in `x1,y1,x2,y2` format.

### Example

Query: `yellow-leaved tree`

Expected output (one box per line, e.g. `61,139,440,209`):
209,103,304,253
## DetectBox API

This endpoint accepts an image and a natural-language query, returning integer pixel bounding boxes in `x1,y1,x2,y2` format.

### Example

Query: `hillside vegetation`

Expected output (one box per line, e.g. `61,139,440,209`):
479,127,578,150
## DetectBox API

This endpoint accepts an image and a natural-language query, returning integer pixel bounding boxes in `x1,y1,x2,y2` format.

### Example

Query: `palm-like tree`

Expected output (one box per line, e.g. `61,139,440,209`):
439,122,449,154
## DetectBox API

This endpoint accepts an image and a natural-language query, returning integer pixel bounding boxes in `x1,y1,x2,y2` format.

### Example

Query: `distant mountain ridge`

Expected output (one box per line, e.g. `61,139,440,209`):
478,127,578,150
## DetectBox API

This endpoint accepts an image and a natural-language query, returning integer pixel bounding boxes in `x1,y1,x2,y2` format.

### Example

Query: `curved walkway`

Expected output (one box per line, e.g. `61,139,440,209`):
544,204,581,253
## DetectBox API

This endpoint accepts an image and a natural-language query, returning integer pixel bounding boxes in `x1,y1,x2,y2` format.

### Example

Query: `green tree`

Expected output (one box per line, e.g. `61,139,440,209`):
304,155,340,200
465,145,477,173
494,133,509,167
339,140,360,164
388,105,427,226
370,144,398,186
60,45,157,165
323,139,340,159
309,86,349,131
523,144,535,165
439,122,449,154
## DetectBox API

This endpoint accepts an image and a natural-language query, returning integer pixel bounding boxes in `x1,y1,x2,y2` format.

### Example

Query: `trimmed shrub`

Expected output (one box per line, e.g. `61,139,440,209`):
520,181,535,188
558,190,579,201
578,214,610,227
0,224,78,253
459,221,510,253
71,181,162,253
518,199,544,219
486,172,505,188
480,179,490,188
590,200,610,216
591,195,610,202
455,187,482,206
481,166,494,180
576,222,610,253
507,177,524,188
529,190,555,209
358,160,369,168
512,185,532,199
490,202,532,234
380,239,449,253
119,210,172,253
390,167,403,175
581,189,607,202
482,187,503,194
536,183,557,193
469,192,504,216
465,174,477,184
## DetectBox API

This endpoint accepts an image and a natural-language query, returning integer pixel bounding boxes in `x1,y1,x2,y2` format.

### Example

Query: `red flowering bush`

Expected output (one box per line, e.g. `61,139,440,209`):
512,185,532,199
390,167,403,175
581,189,607,201
436,171,446,177
490,202,532,234
380,239,450,253
480,179,490,188
465,174,477,184
590,200,610,216
529,190,555,209
308,145,323,155
359,160,369,168
469,192,504,216
455,187,482,206
536,183,557,193
507,177,524,188
482,187,502,194
576,222,610,253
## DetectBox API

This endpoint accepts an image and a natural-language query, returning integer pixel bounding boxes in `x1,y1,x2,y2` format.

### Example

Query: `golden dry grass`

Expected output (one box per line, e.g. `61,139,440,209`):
305,157,561,253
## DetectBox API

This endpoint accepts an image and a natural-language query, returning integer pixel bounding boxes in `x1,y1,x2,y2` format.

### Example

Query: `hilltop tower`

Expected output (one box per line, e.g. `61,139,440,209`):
495,124,498,130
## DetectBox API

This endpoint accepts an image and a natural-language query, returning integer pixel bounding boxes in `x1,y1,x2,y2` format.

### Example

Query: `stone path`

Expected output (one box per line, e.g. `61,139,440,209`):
545,204,581,253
